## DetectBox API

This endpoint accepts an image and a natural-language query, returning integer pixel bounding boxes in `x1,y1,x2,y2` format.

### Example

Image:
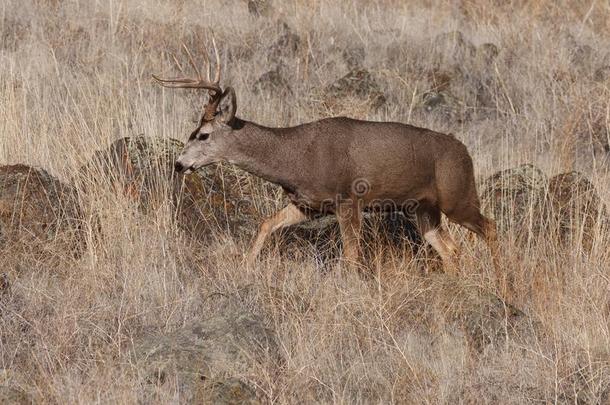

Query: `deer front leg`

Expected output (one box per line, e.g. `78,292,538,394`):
246,203,308,266
336,202,362,265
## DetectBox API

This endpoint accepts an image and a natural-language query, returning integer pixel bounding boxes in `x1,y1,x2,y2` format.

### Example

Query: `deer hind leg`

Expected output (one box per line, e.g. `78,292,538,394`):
416,205,459,274
336,202,363,266
246,203,308,266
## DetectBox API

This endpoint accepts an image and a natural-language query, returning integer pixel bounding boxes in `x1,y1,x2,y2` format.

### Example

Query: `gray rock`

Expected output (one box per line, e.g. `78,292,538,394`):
431,30,476,68
80,136,269,241
247,0,274,18
480,164,548,240
419,90,469,122
342,46,366,69
198,377,261,404
0,164,84,264
476,42,499,64
547,171,607,252
319,68,386,116
392,273,532,353
267,23,301,61
131,309,277,402
481,165,607,250
594,65,610,82
252,67,292,96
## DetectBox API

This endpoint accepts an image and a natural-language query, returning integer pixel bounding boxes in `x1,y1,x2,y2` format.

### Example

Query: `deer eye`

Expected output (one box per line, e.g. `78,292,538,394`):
198,133,210,141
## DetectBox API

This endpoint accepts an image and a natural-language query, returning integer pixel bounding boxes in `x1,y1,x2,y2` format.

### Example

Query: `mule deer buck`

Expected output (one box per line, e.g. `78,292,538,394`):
153,41,499,272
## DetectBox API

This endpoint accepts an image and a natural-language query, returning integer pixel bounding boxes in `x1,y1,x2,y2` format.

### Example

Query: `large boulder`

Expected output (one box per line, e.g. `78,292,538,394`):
80,136,268,241
318,68,386,117
0,164,84,264
431,30,476,69
246,0,274,18
547,171,607,251
81,136,183,208
266,22,301,61
594,65,610,83
429,274,529,352
131,309,277,403
419,89,467,122
342,46,366,70
392,273,532,353
252,66,293,96
480,164,548,241
481,164,607,249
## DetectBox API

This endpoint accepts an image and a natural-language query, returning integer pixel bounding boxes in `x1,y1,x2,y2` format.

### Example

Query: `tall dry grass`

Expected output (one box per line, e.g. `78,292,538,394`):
0,0,609,403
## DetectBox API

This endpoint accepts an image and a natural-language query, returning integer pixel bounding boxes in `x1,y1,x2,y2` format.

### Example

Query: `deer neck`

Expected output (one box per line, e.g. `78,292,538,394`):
224,118,299,191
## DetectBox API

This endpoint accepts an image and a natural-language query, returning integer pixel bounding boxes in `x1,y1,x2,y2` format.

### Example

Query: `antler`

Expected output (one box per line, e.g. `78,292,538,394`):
153,38,224,121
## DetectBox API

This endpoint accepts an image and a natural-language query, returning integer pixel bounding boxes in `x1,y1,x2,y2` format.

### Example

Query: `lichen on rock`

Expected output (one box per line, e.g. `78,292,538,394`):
0,164,84,264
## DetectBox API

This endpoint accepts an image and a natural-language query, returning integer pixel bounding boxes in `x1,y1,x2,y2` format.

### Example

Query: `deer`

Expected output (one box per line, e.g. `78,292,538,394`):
153,41,499,273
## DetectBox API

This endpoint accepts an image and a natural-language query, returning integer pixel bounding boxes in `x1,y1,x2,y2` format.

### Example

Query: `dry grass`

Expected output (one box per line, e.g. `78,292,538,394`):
1,0,609,403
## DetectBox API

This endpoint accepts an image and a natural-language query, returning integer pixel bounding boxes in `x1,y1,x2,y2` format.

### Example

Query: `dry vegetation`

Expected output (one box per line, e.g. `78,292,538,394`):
1,0,610,403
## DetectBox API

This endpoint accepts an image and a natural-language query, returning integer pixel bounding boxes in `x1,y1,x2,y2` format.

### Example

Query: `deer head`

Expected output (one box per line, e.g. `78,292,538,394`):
153,39,237,174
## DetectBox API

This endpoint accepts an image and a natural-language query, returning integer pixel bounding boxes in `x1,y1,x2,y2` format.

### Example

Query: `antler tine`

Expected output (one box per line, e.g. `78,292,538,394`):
171,53,184,73
211,36,221,84
152,40,223,96
200,42,212,82
151,75,207,88
181,44,202,80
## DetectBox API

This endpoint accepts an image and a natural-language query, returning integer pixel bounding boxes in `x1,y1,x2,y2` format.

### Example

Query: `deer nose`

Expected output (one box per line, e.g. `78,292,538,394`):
174,161,184,173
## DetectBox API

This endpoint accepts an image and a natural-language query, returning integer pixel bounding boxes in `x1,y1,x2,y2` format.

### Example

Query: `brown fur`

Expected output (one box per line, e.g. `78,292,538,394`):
177,115,498,271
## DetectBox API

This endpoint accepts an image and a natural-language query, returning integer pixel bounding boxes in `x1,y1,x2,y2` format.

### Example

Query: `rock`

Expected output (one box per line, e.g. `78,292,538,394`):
247,0,274,18
252,67,292,96
319,68,386,117
81,136,182,207
131,309,277,402
594,65,610,82
342,46,366,69
431,30,476,68
419,90,468,122
432,274,529,352
81,136,205,237
547,171,606,252
421,91,449,111
267,22,301,61
392,273,531,353
326,68,382,99
481,165,606,250
425,68,454,92
480,164,547,240
80,136,268,241
197,377,261,404
476,42,499,64
0,165,84,263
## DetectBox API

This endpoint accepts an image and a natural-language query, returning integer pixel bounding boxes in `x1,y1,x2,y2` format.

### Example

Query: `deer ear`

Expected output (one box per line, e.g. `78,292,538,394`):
217,87,237,124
